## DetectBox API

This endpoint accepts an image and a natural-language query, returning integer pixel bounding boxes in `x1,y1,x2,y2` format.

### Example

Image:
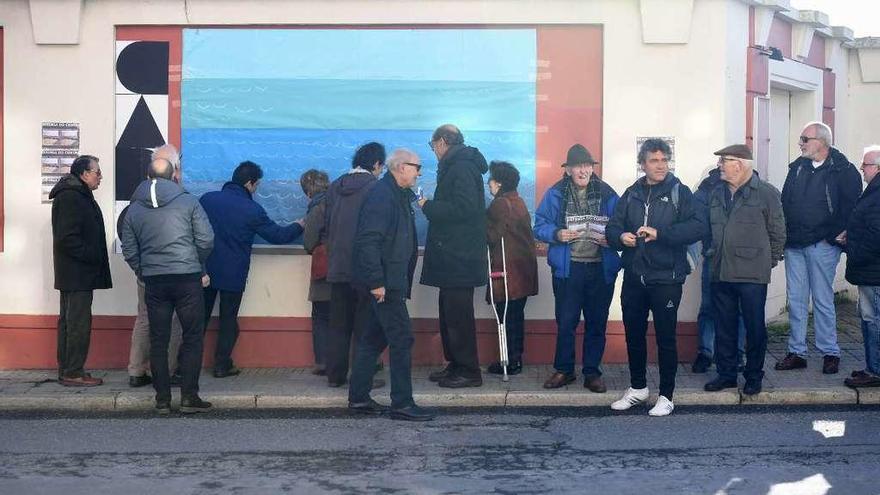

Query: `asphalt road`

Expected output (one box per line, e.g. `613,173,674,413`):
0,405,878,494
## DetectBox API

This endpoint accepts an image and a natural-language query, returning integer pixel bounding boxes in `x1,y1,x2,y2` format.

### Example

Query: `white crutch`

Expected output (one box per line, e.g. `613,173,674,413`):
487,237,510,382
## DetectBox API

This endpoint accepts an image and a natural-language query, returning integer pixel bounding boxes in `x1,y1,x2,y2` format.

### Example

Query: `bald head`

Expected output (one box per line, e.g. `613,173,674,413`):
147,158,174,180
432,124,463,146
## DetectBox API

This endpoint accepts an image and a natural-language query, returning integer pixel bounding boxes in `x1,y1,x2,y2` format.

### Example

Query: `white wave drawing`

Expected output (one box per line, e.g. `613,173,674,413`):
233,107,254,113
259,107,274,112
255,86,267,92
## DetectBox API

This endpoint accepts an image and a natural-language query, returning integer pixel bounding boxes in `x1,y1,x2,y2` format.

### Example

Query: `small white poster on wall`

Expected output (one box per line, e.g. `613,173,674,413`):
636,136,675,179
41,122,80,203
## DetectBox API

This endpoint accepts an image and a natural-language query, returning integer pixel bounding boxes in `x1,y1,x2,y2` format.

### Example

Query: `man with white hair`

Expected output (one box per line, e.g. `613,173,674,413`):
702,145,785,396
347,149,434,421
122,144,184,388
841,146,880,388
776,122,862,375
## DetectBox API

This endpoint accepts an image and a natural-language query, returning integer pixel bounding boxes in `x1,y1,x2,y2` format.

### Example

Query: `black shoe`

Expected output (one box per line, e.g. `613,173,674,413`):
129,375,152,388
180,396,213,414
213,366,242,378
155,400,171,415
704,376,738,392
348,398,390,416
438,374,482,388
487,361,522,375
170,372,182,387
390,404,435,422
742,380,762,395
691,354,712,374
429,364,454,382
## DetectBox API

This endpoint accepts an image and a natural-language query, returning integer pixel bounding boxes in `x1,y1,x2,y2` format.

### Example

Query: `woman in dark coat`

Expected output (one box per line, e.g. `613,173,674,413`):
485,161,538,375
301,169,331,375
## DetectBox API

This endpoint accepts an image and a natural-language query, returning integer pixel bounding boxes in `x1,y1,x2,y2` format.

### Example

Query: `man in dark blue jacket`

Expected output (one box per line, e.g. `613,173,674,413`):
199,161,303,378
842,146,880,388
776,122,862,375
606,139,705,417
533,144,621,393
348,149,434,422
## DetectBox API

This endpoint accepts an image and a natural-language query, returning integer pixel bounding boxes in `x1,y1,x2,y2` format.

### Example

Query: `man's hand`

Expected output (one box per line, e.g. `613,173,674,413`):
636,226,658,243
592,235,609,247
556,229,581,243
417,197,428,208
371,286,386,303
835,230,847,246
620,232,637,248
201,274,211,288
294,218,305,227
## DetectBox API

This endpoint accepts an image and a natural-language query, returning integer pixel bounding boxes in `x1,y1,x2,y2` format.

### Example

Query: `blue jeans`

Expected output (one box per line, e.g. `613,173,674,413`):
784,241,842,357
858,285,880,376
552,262,615,376
697,263,745,362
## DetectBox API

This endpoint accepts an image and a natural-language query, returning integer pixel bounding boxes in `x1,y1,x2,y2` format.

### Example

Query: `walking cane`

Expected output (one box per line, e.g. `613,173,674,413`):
488,237,510,382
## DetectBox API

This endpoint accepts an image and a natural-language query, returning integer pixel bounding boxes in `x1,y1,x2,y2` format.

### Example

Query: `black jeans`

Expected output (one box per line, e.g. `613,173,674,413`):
712,282,768,382
145,274,205,402
621,276,682,399
326,282,372,384
203,288,244,373
494,297,527,364
439,287,481,379
311,301,330,367
349,290,415,409
57,290,94,378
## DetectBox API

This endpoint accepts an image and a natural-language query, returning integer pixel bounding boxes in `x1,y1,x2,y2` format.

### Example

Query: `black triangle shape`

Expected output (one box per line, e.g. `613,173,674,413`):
115,96,166,200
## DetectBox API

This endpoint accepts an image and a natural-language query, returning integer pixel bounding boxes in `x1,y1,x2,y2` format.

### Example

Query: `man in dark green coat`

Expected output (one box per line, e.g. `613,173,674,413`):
419,124,488,388
704,144,785,396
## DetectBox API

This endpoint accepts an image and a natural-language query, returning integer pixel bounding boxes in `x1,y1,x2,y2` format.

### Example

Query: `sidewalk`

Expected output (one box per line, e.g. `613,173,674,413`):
1,300,876,411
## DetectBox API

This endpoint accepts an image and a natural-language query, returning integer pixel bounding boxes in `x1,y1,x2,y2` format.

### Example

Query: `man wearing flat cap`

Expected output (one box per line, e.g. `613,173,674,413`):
703,144,785,396
534,144,621,392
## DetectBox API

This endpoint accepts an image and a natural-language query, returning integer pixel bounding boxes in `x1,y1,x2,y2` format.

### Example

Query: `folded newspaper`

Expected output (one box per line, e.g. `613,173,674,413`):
566,214,609,244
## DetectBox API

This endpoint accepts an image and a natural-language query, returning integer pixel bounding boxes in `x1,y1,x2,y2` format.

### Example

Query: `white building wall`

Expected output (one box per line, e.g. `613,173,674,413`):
0,0,751,321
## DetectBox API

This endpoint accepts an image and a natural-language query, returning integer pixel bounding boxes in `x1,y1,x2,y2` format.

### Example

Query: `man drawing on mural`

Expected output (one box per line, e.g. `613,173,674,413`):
199,161,304,378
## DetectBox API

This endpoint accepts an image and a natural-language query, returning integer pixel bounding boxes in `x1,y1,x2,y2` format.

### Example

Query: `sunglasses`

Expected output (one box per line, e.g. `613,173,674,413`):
799,136,820,144
404,162,422,171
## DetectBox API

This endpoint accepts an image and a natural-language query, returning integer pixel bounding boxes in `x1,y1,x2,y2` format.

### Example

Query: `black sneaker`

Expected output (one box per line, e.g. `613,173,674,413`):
691,354,712,374
742,379,762,395
390,404,435,422
180,396,213,414
348,398,390,416
428,364,454,382
487,361,522,375
704,376,738,392
155,400,171,415
213,366,242,378
438,374,483,388
129,375,152,388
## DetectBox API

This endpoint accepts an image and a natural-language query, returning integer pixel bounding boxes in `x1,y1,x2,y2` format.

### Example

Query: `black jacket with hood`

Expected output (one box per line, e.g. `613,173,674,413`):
420,144,489,288
324,169,378,284
606,174,705,285
50,175,112,291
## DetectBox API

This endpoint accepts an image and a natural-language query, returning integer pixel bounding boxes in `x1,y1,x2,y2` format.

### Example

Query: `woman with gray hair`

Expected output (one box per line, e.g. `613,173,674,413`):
301,169,331,375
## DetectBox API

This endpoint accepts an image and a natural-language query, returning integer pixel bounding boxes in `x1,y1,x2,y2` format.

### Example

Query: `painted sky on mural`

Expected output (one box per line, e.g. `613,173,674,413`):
181,28,537,244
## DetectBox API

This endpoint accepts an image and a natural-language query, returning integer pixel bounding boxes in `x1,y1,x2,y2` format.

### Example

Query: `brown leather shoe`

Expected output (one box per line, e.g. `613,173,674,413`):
583,375,607,393
60,375,103,387
774,353,807,371
822,355,840,375
543,371,576,389
844,372,880,388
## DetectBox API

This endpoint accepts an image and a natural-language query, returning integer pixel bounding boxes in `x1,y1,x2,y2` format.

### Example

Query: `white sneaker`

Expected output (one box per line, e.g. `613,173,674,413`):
610,387,649,410
648,395,674,417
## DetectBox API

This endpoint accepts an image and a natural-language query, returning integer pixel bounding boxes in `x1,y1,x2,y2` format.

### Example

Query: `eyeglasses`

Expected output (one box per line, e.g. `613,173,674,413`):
87,168,103,177
861,163,879,170
799,136,820,144
428,140,436,151
403,162,422,171
717,157,739,164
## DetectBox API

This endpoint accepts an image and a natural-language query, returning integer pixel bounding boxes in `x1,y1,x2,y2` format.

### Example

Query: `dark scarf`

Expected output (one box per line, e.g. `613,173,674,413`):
562,173,603,217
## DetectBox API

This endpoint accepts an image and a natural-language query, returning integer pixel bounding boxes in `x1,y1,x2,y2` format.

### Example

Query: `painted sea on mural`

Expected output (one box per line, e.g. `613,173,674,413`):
181,28,537,244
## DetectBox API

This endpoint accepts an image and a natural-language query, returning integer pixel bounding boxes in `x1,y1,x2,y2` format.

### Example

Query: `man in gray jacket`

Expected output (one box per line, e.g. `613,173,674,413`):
121,158,214,415
703,145,785,396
